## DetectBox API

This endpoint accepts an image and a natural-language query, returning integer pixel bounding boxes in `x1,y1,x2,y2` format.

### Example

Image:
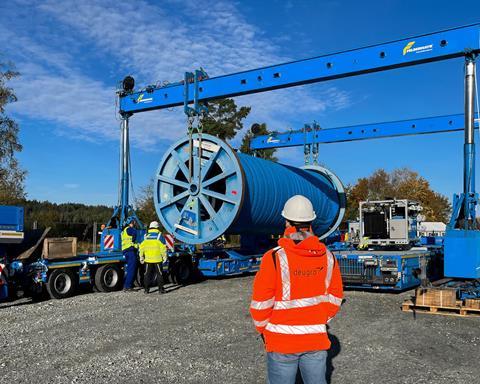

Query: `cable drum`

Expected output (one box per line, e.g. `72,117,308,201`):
154,134,345,245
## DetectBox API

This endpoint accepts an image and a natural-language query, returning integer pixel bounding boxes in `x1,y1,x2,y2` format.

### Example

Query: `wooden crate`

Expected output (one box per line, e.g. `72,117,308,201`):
464,299,480,309
42,237,78,260
415,287,457,307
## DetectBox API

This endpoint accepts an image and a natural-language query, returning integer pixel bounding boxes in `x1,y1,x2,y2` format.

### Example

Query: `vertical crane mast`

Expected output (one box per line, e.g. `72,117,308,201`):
120,115,131,226
463,57,477,228
105,75,144,231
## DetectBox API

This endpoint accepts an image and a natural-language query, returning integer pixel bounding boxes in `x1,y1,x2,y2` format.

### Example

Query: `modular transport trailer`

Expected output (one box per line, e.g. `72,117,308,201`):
1,239,127,301
328,200,444,291
194,247,262,278
0,205,130,300
333,248,435,291
1,204,264,302
6,253,126,300
100,223,265,284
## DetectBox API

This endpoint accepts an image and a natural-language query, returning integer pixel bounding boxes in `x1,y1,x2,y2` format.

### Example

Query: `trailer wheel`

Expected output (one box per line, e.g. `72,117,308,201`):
173,259,192,285
46,269,77,299
94,264,123,292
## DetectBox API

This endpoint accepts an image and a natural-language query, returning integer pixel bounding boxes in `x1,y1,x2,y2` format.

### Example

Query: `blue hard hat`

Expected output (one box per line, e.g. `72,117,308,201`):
125,216,136,225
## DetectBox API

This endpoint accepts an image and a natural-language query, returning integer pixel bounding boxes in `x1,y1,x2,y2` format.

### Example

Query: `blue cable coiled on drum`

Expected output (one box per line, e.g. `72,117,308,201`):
154,134,345,244
229,153,344,237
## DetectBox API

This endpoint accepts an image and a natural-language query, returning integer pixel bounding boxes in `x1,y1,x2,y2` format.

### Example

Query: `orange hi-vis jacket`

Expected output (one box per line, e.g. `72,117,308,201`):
250,233,343,354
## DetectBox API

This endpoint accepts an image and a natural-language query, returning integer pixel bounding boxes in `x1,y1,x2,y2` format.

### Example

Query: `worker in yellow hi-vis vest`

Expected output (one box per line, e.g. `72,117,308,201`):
139,221,167,294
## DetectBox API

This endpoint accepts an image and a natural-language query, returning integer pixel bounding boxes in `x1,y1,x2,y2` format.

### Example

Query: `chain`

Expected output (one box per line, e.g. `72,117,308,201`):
312,122,320,165
197,110,205,186
187,115,195,183
304,144,311,165
312,143,319,165
303,124,310,165
186,108,207,186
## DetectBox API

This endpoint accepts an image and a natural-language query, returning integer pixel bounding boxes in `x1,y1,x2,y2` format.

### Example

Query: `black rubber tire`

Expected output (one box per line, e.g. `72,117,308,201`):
94,264,123,292
46,269,78,300
173,259,192,285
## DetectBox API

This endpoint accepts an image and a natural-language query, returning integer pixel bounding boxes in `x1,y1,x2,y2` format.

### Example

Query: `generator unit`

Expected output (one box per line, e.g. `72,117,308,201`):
360,199,422,249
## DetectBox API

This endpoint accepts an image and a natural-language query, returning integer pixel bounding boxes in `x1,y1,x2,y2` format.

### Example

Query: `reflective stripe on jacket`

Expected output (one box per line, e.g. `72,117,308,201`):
139,229,167,263
249,233,343,354
121,227,135,251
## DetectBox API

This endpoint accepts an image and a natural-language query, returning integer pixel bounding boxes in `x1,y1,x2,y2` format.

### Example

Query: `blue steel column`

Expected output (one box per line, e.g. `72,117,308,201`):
463,57,476,228
444,55,480,278
120,115,130,226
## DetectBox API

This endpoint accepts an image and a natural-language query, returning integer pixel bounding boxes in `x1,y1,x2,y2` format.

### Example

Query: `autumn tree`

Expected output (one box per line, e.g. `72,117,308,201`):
345,168,450,222
0,60,25,204
200,98,251,140
239,123,278,162
135,179,159,226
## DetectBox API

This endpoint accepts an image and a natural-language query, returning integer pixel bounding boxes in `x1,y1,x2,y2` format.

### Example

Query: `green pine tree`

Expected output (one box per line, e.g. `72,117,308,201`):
0,60,25,204
239,123,278,162
200,98,251,140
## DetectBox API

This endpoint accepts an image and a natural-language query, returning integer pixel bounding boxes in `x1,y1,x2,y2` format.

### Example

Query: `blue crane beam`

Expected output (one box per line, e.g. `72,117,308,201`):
249,114,479,149
119,24,480,114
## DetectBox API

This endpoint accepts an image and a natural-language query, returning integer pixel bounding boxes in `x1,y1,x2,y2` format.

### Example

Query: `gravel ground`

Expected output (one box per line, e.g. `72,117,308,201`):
1,276,479,384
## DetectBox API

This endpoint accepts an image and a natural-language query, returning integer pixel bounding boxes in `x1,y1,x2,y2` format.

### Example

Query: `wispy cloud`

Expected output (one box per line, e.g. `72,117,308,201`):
1,0,352,152
64,183,80,189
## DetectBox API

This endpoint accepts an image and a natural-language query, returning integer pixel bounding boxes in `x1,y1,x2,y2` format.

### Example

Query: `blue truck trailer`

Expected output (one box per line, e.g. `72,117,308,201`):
1,204,263,302
0,205,128,300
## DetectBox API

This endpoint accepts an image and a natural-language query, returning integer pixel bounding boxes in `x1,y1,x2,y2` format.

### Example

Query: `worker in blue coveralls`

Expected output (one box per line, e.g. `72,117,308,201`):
122,217,138,291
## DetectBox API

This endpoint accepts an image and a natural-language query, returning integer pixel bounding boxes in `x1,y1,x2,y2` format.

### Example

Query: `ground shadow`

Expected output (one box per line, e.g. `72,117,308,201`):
146,284,183,294
326,333,341,384
344,287,404,295
0,298,36,309
294,332,341,384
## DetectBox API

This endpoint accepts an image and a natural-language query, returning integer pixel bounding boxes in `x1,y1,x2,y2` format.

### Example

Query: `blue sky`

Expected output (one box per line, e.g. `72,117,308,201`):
1,0,479,206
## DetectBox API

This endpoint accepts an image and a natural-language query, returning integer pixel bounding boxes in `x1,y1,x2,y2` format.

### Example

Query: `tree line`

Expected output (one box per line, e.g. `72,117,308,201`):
345,168,451,222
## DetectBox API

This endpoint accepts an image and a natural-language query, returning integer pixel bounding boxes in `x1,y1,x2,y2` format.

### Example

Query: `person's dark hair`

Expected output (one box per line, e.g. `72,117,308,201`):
287,220,312,231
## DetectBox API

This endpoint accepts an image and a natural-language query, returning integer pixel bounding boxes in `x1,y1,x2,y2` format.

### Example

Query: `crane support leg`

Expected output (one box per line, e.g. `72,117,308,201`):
120,116,130,226
463,57,476,226
444,55,480,279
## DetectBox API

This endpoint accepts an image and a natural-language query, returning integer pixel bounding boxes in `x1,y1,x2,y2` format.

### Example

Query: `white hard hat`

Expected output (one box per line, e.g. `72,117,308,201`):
281,195,316,222
149,221,160,229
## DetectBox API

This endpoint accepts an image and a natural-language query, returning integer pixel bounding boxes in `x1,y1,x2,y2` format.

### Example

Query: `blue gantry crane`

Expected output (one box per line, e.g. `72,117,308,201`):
117,23,480,288
1,23,478,302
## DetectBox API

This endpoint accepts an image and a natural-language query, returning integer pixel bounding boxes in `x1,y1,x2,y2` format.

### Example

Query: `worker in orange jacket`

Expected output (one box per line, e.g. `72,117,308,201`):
250,195,343,384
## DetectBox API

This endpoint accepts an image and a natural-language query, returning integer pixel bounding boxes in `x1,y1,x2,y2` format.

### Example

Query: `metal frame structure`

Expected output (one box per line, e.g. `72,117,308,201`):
249,114,479,150
106,116,144,229
118,23,480,279
119,24,480,113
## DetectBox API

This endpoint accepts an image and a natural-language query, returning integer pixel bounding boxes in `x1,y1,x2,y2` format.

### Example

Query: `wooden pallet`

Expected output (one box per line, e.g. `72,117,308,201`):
402,299,480,318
